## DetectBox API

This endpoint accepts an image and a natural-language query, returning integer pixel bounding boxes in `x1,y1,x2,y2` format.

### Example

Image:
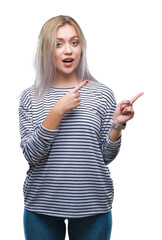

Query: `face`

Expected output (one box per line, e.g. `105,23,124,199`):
54,24,82,77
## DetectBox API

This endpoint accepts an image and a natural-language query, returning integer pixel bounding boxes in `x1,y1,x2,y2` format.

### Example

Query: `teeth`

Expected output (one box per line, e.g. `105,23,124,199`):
63,59,73,62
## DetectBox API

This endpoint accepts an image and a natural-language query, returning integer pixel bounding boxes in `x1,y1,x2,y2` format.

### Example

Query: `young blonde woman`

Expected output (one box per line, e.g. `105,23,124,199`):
19,15,143,240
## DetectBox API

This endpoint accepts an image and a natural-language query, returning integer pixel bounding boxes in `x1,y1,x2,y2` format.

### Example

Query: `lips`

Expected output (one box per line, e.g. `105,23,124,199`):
62,58,74,63
62,58,74,67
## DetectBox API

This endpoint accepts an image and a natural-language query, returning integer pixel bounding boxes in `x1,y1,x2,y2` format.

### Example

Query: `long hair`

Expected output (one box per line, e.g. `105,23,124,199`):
34,15,95,97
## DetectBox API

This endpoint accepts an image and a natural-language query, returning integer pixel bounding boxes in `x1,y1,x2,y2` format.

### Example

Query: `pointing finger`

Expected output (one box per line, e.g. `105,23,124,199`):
73,80,88,93
130,92,144,104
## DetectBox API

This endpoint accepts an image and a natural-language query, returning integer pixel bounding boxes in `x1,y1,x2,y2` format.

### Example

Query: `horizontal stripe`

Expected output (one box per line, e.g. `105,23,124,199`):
19,80,121,218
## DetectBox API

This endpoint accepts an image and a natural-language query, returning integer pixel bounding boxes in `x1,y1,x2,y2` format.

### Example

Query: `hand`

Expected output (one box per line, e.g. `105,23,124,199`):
113,92,144,125
54,80,88,115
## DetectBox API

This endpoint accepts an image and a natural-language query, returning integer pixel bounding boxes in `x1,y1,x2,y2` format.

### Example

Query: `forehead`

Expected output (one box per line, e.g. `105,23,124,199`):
56,24,78,39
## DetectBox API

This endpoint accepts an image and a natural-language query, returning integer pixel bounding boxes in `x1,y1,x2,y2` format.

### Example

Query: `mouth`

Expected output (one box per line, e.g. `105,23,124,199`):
62,58,74,67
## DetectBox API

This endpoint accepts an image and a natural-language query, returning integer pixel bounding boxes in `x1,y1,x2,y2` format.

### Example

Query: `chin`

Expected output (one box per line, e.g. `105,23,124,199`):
63,68,77,76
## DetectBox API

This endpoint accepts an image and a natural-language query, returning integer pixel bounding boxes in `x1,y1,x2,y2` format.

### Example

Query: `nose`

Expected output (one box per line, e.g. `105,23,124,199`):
64,43,72,55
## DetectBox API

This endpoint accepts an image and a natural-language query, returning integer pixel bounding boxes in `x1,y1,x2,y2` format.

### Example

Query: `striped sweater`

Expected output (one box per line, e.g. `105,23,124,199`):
19,80,121,218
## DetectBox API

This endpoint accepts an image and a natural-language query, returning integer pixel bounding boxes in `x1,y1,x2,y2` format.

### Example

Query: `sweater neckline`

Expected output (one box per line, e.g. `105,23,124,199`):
50,86,76,91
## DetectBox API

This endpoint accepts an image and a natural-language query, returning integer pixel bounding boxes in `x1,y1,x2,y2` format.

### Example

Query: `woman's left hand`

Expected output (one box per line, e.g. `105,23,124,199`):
112,92,144,125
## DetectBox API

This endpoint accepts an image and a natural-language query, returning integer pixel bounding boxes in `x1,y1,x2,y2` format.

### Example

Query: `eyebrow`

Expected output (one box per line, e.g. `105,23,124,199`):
56,36,79,41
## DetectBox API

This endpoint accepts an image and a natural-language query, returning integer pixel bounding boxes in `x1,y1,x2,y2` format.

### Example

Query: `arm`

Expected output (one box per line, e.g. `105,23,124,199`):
19,81,89,165
99,90,121,165
19,92,58,166
100,91,144,165
42,80,89,130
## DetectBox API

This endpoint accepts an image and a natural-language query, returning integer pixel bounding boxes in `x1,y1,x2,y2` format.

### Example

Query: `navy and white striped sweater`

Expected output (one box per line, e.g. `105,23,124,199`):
19,81,121,218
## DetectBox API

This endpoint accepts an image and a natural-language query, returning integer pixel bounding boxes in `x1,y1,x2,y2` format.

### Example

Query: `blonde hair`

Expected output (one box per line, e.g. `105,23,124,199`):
34,15,95,97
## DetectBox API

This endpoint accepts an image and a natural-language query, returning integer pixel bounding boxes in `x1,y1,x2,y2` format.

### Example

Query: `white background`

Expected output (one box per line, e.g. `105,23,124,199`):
0,0,161,239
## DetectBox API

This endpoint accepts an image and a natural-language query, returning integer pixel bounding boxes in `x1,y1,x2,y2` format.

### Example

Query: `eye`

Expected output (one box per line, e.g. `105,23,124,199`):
72,41,79,46
56,42,62,48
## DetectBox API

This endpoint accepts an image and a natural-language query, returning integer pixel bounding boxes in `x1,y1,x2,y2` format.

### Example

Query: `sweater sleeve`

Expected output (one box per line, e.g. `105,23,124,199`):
19,90,58,166
99,88,121,165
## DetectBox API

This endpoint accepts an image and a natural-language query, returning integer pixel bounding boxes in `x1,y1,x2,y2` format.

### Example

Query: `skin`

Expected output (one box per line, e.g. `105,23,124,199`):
43,80,88,130
109,92,144,142
42,24,144,142
43,24,85,130
53,24,82,88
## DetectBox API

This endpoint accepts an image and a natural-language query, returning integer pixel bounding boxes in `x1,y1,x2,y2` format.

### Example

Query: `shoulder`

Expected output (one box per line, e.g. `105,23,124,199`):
19,86,36,108
88,79,116,105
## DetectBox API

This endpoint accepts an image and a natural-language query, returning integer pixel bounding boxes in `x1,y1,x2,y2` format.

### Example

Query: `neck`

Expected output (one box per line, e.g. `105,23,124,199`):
53,72,81,88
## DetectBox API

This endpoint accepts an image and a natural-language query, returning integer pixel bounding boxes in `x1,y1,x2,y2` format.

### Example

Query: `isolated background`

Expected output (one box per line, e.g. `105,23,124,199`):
0,0,161,239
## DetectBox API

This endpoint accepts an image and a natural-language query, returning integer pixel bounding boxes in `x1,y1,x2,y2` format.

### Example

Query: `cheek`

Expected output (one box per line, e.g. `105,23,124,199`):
54,52,62,68
54,48,62,60
54,52,59,61
76,48,82,61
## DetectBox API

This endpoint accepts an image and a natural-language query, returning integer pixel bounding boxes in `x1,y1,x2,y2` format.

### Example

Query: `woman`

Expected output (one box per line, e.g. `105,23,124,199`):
19,15,143,240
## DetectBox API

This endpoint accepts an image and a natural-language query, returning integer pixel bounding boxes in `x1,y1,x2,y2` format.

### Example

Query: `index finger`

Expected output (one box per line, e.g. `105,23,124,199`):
130,92,144,104
73,80,88,93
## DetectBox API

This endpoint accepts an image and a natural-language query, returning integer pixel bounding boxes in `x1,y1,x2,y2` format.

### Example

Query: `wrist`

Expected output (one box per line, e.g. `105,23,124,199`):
109,126,121,142
111,119,126,130
53,103,65,116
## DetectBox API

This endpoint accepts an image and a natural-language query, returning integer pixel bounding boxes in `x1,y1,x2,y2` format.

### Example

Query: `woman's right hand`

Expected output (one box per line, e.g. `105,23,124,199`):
43,80,88,130
54,80,88,115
